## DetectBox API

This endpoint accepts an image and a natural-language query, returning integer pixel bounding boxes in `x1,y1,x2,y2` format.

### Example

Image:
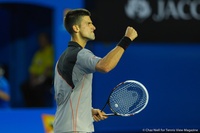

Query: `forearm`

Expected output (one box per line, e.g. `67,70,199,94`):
96,26,137,73
0,90,10,101
96,46,124,73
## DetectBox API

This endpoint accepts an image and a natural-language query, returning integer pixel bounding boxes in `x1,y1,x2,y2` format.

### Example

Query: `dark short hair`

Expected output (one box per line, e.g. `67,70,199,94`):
64,9,91,35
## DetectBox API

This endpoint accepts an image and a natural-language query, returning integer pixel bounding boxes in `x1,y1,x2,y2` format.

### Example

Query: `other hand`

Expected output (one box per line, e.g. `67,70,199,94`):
92,109,108,122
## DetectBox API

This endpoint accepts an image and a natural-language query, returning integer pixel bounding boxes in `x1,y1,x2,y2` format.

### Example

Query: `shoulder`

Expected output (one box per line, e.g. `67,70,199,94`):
78,48,94,56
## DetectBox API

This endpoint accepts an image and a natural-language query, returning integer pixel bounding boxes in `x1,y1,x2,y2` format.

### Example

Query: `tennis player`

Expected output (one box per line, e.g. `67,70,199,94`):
53,9,138,133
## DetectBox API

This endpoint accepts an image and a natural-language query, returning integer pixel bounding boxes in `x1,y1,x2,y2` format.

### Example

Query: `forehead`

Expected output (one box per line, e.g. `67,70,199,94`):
80,16,92,23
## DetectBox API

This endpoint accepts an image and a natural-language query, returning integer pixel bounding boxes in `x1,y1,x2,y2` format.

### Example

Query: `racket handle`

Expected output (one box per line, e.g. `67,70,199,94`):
104,114,115,116
104,113,120,116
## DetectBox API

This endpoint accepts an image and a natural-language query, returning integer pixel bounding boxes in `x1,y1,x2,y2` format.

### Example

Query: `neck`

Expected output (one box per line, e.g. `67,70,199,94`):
71,35,87,48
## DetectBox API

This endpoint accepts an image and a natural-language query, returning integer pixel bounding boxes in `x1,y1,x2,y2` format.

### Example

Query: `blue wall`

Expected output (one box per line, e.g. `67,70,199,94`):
0,108,55,133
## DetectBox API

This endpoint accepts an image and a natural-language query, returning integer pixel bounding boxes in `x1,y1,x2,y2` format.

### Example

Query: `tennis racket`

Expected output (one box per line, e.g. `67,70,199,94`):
101,80,149,116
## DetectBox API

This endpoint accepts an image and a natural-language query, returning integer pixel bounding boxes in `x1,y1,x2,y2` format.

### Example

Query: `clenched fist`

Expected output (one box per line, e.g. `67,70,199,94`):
125,26,138,41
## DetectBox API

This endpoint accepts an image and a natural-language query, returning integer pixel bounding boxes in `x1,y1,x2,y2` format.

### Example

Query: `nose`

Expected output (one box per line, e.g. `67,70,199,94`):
93,24,96,30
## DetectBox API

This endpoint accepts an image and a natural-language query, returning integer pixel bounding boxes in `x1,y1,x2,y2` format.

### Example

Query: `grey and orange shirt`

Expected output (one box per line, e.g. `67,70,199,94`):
53,41,101,133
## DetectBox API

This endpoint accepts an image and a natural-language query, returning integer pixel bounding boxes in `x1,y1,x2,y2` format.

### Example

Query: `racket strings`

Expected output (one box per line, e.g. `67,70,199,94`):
110,89,137,114
110,84,137,113
109,82,147,115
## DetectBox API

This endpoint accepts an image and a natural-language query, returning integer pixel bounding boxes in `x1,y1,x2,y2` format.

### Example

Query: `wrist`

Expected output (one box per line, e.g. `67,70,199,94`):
92,109,97,115
117,36,132,50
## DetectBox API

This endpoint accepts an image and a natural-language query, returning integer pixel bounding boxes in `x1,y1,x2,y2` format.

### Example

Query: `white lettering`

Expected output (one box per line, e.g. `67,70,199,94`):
165,0,179,20
152,0,165,21
166,128,176,132
176,128,183,132
177,0,191,20
125,0,151,22
184,129,199,132
125,0,200,22
190,0,200,20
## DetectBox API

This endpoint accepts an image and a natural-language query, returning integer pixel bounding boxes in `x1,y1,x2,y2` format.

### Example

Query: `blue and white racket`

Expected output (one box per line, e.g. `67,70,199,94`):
101,80,149,116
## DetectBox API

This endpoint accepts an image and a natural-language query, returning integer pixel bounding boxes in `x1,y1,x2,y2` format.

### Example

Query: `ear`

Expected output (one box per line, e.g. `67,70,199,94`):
72,25,80,33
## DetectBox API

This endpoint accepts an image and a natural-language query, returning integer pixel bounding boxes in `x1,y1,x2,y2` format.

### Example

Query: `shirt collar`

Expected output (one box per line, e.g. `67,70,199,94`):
68,41,83,49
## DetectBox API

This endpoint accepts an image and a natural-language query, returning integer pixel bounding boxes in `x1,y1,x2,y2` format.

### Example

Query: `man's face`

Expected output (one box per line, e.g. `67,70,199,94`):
79,16,96,41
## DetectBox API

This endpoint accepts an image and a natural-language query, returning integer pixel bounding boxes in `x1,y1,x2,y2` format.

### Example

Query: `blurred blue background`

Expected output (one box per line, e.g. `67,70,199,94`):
0,0,200,133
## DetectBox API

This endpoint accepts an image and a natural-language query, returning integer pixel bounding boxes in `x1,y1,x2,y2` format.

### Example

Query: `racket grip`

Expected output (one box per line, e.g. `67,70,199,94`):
104,114,115,116
104,113,120,116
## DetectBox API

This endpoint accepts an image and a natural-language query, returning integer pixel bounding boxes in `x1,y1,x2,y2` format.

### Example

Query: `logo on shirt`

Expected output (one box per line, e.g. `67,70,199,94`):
92,56,97,59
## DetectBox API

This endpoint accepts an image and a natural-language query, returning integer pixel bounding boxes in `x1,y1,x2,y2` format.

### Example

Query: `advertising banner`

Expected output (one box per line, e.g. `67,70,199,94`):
87,0,200,43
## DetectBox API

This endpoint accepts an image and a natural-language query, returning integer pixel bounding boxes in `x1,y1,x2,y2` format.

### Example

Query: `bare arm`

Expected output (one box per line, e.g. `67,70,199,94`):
0,89,10,101
95,46,124,73
95,26,138,73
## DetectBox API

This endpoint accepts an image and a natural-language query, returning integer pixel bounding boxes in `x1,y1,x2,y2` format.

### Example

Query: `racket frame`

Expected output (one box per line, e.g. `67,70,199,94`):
102,80,149,116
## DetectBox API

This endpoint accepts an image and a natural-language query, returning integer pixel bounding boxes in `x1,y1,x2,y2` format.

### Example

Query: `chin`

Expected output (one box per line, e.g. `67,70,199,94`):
85,34,95,41
89,36,95,41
